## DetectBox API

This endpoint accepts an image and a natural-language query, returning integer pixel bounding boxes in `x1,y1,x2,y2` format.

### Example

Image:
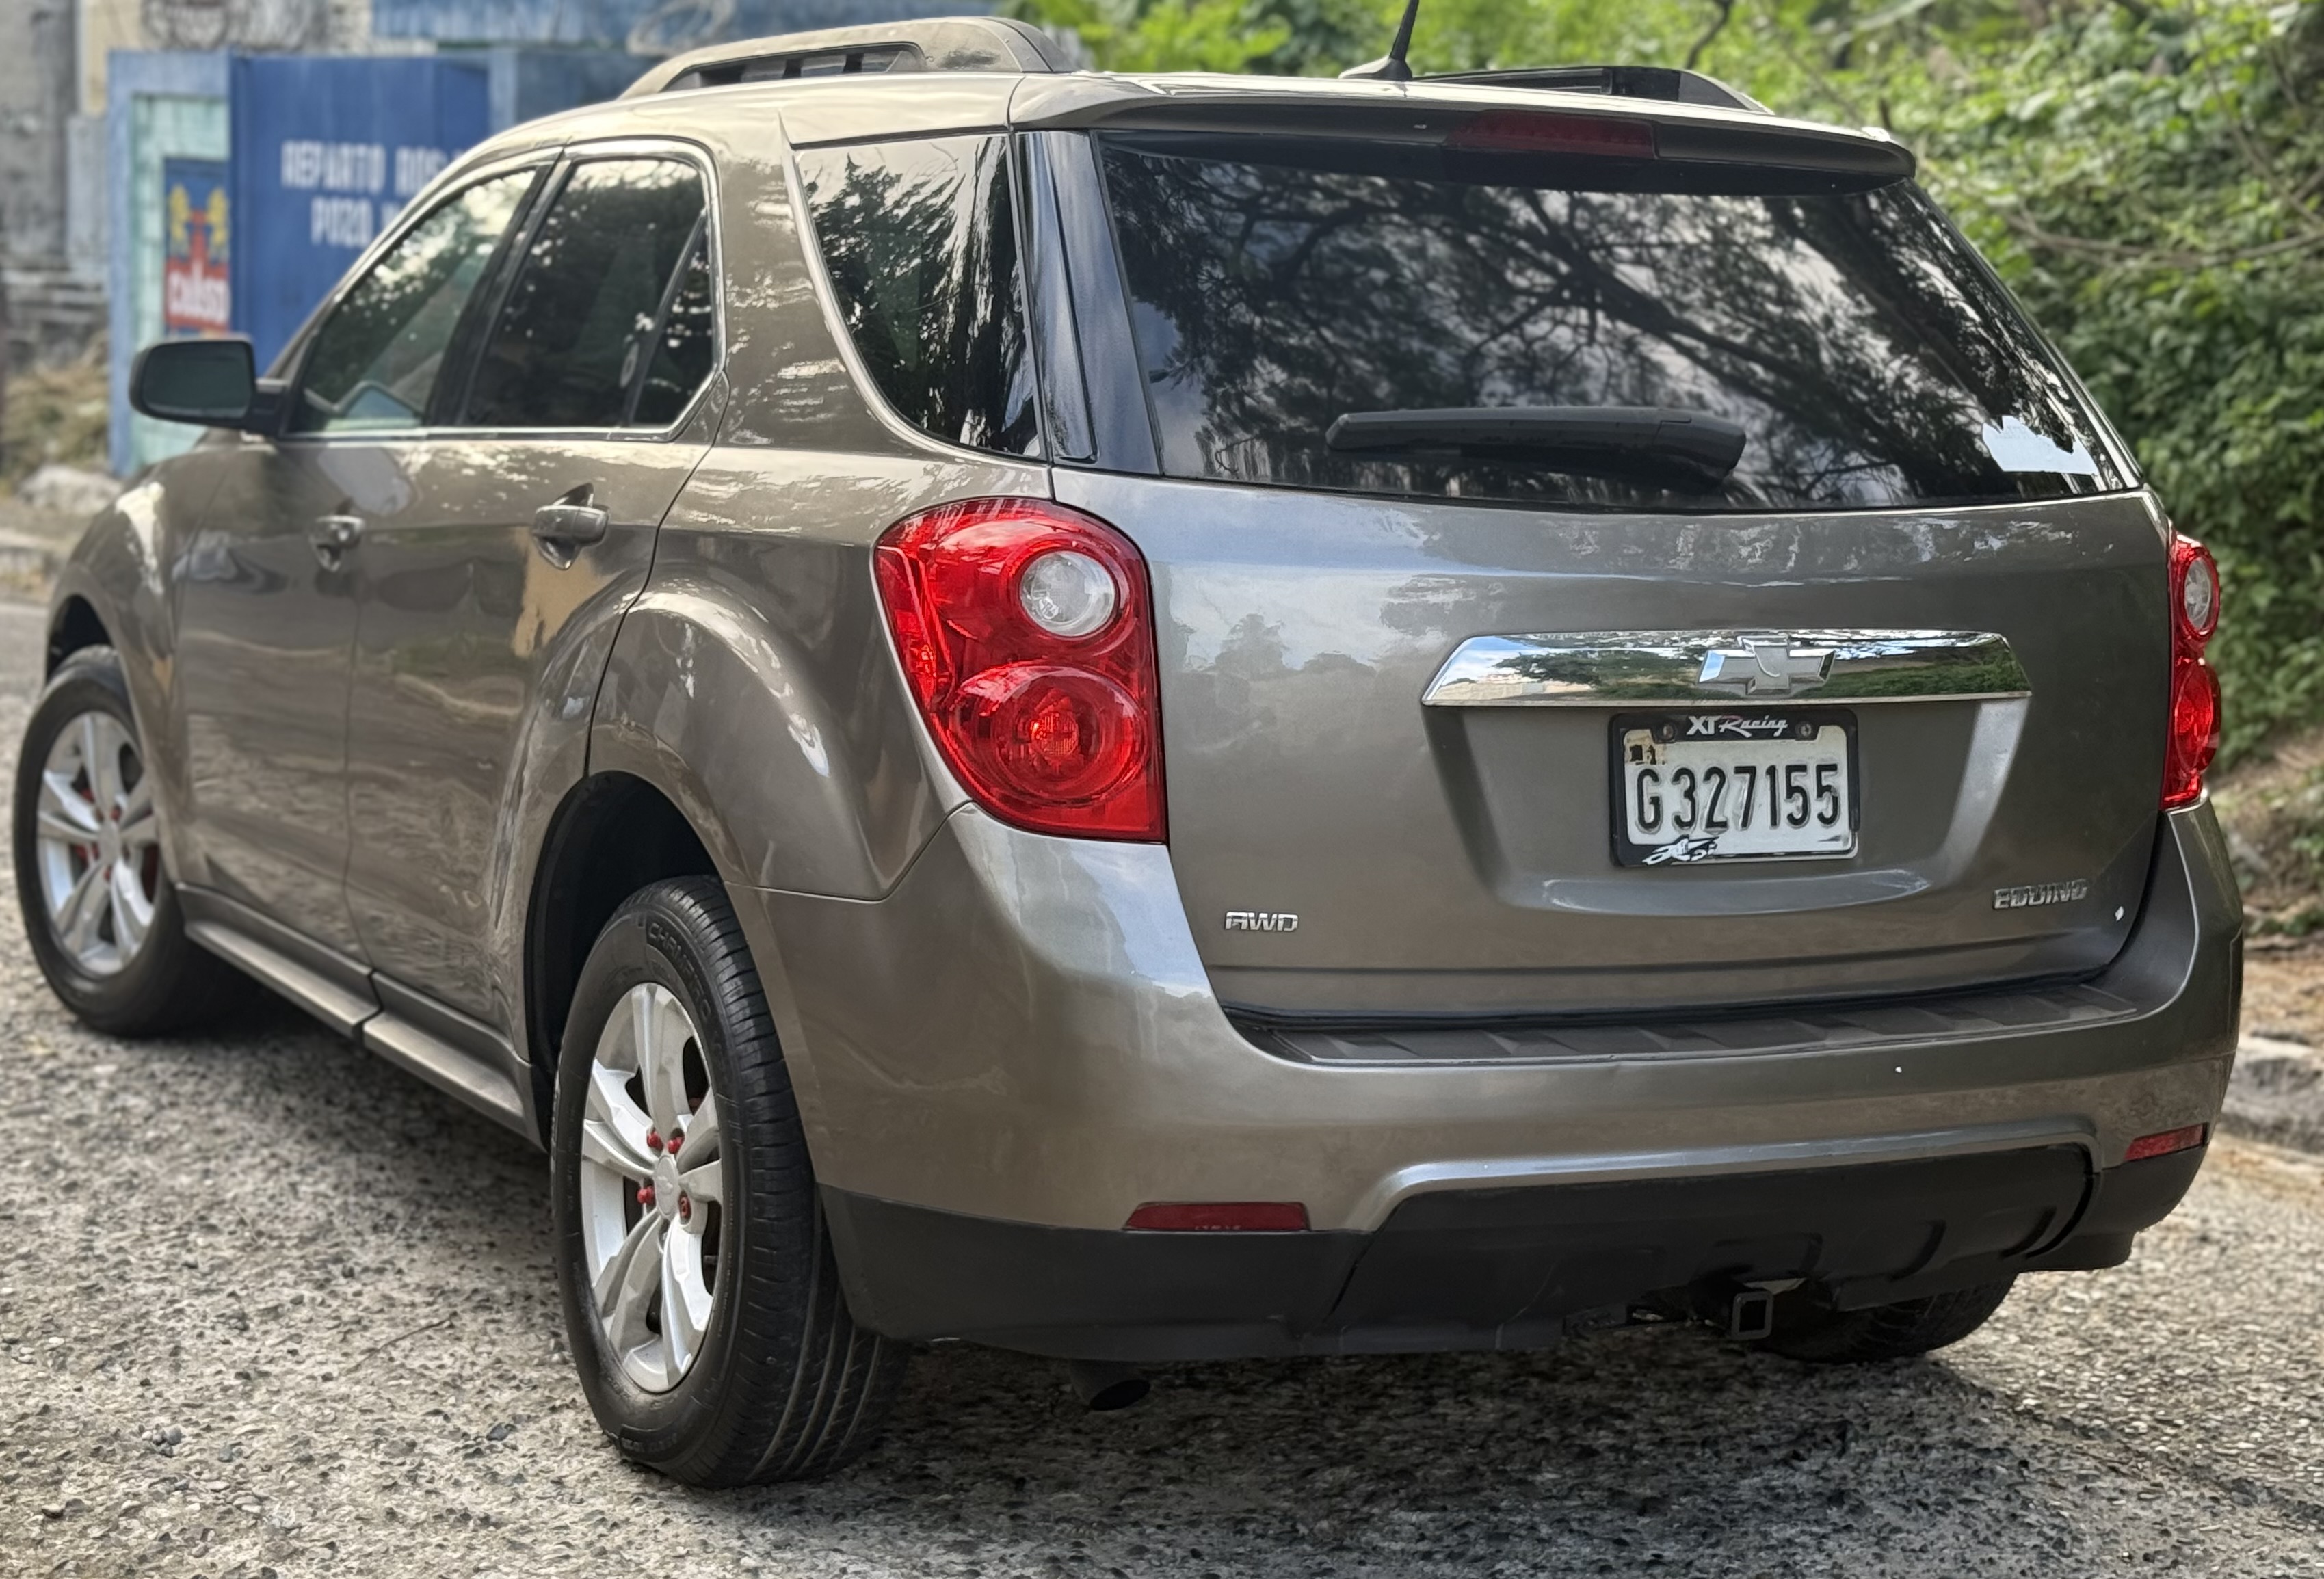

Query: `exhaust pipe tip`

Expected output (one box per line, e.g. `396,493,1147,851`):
1065,1359,1150,1411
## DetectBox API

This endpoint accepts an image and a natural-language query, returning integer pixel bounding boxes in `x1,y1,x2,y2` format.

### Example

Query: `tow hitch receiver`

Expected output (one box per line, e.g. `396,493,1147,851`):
1715,1277,1804,1340
1728,1288,1775,1340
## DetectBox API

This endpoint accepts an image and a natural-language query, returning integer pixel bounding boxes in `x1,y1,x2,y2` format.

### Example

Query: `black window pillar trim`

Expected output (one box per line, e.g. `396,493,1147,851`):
1015,132,1096,464
1022,129,1160,477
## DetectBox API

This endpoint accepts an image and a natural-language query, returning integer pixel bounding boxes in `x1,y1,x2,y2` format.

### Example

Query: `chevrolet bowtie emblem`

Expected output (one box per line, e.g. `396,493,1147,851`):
1697,637,1834,698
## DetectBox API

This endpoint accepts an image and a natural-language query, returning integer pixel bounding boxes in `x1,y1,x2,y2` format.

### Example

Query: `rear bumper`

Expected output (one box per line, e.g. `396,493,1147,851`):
823,1145,2208,1360
730,801,2238,1346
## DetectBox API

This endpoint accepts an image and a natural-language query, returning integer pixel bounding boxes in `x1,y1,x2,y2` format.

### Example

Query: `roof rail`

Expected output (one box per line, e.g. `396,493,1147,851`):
1427,65,1769,115
622,16,1068,98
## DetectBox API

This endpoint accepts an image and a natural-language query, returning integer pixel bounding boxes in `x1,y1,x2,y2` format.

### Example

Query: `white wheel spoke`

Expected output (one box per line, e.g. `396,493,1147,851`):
37,774,98,838
55,863,107,952
581,1117,655,1184
593,1210,657,1319
677,1159,723,1209
109,862,151,956
78,715,109,806
661,1229,711,1376
676,1093,719,1166
607,1221,666,1365
583,1064,655,1178
116,777,157,847
638,986,691,1136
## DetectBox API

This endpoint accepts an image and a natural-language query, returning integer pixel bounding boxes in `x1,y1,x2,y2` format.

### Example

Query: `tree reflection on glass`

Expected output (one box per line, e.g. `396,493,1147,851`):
293,173,533,434
801,137,1040,458
1102,140,2119,512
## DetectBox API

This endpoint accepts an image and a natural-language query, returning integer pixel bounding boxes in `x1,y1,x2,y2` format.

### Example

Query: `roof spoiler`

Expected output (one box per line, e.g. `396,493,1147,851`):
622,16,1068,98
1428,65,1769,116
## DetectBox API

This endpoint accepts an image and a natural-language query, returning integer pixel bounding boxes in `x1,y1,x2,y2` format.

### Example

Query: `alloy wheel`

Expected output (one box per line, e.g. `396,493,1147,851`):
577,982,726,1392
33,710,160,978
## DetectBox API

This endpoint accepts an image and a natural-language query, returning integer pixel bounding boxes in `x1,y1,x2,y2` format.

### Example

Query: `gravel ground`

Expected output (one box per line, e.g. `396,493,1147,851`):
2,595,2322,1578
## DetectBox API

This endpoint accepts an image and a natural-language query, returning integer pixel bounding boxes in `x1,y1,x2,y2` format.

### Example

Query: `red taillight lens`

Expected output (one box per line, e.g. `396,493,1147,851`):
875,499,1164,840
1125,1202,1310,1232
1446,109,1657,158
2123,1124,2206,1163
2162,533,2222,810
2170,536,2219,646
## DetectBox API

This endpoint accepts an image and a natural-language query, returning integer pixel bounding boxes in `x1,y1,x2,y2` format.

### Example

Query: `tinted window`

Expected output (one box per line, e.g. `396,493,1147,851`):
293,172,533,434
1100,137,2124,512
799,135,1039,457
464,159,710,429
633,235,717,428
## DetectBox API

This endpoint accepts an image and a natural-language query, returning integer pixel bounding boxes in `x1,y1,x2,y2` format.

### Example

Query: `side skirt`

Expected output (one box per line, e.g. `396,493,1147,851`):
179,886,534,1142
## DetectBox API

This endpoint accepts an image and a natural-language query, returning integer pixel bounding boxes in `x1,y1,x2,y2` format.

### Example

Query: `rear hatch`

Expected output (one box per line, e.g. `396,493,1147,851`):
1030,91,2167,1018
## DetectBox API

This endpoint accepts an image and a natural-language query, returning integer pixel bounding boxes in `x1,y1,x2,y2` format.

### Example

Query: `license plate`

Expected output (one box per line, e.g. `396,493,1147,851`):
1611,711,1858,866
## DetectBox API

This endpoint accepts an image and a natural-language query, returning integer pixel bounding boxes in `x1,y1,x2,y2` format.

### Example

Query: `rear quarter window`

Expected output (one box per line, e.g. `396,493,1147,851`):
799,135,1040,458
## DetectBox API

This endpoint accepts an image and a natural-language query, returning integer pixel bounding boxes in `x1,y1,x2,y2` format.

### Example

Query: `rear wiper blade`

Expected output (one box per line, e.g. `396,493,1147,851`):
1324,406,1748,488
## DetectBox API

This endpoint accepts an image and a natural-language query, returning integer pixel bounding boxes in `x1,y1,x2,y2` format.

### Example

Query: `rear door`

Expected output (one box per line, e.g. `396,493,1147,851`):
1038,119,2165,1018
337,150,720,1020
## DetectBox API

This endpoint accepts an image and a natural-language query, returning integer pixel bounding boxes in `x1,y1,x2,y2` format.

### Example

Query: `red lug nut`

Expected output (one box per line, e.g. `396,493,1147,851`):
667,1129,683,1156
646,1128,663,1154
677,1193,692,1223
636,1185,656,1209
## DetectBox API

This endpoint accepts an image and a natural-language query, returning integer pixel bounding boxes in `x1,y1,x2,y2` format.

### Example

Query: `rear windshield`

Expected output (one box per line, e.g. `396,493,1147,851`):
1098,135,2126,512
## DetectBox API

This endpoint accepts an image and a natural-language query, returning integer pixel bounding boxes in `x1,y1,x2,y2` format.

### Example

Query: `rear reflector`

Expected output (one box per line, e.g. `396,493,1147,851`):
1447,109,1657,159
2124,1124,2207,1163
1125,1201,1310,1232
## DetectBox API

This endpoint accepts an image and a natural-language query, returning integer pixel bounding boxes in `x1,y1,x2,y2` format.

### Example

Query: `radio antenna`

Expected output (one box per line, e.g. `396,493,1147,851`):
1340,0,1423,81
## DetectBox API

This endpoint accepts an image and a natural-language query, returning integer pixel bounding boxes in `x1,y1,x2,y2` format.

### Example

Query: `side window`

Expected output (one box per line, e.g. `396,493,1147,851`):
292,172,535,434
633,237,717,428
797,135,1040,458
462,159,712,430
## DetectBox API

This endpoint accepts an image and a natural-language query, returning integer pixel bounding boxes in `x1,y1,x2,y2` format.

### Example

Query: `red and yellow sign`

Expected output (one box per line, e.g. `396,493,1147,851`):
163,159,232,337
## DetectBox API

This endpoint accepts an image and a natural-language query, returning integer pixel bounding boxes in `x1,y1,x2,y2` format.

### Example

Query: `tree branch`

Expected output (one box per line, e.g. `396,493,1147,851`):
2001,210,2324,268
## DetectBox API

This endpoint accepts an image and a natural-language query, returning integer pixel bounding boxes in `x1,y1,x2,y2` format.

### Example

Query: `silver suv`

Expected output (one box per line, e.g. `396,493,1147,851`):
18,18,2239,1485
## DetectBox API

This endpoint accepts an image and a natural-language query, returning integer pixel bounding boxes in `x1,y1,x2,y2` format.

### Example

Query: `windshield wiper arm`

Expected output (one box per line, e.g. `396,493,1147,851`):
1324,406,1748,487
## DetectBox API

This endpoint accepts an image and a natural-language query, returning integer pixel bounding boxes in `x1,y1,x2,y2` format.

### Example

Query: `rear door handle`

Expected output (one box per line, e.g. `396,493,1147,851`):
309,514,363,566
531,502,610,546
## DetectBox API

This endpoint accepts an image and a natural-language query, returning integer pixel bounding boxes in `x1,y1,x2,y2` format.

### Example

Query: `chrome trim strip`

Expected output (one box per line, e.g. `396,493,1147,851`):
1420,628,2031,707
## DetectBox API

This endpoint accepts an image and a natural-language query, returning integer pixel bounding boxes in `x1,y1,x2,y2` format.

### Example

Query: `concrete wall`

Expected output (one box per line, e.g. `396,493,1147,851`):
1,1,75,261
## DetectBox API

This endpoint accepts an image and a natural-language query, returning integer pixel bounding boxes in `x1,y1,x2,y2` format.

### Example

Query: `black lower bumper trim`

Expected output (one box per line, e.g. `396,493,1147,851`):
822,1145,2206,1362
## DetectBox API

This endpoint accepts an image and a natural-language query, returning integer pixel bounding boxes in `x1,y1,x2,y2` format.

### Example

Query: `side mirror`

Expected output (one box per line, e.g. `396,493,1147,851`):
130,337,267,429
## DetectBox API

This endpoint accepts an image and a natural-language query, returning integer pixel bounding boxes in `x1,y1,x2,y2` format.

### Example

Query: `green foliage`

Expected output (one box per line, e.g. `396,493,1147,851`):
1005,0,1291,70
1004,0,2324,761
1896,2,2324,763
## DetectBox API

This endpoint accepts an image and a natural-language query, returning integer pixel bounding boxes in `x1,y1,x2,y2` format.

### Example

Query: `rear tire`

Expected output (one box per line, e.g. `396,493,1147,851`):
1762,1277,2016,1364
12,645,250,1035
550,876,907,1486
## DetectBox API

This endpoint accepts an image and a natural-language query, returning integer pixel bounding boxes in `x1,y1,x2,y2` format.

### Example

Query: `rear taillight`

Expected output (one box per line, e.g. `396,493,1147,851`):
875,498,1164,841
2163,534,2222,810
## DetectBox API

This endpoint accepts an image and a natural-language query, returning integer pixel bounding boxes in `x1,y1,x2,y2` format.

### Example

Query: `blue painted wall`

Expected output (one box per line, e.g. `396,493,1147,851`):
229,55,493,371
